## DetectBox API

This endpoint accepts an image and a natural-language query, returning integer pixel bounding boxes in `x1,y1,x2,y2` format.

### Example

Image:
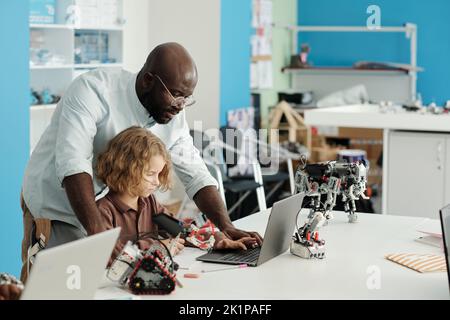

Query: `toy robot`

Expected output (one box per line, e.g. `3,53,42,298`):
107,241,179,295
107,217,220,294
290,160,369,259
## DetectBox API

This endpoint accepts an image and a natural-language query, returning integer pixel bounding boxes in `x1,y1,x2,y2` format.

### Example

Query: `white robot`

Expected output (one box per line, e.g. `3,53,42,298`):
290,161,369,259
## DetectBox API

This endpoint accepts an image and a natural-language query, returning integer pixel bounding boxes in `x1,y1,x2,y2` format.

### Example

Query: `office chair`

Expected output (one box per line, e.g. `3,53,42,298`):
191,128,267,219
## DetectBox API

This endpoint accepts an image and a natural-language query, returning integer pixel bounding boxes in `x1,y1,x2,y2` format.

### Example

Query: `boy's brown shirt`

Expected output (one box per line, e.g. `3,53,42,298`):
96,192,172,262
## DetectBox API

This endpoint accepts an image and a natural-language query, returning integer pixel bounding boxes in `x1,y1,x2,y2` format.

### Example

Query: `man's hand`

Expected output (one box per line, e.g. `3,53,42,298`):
0,284,22,300
193,186,263,247
221,226,263,247
214,236,256,251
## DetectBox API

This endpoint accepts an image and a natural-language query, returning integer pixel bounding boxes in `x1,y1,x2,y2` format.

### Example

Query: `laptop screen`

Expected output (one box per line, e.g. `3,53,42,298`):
440,205,450,290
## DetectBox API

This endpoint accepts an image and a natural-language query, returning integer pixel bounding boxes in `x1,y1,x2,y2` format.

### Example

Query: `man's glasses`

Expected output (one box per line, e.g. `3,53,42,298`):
150,73,196,108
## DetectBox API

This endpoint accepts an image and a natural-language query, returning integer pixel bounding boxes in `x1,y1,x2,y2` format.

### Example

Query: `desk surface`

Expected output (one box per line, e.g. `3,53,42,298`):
96,210,449,300
304,104,450,132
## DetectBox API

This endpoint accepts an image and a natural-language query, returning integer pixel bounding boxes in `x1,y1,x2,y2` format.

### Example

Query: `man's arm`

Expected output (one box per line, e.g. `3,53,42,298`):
166,111,262,245
63,173,103,235
193,186,263,245
192,186,232,230
53,76,104,234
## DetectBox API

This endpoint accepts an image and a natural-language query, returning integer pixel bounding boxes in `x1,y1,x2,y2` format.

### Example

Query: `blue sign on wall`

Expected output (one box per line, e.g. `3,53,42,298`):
298,0,450,105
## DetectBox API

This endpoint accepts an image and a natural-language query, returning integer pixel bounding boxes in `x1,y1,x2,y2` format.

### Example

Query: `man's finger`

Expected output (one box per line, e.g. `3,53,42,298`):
248,231,263,245
236,242,247,250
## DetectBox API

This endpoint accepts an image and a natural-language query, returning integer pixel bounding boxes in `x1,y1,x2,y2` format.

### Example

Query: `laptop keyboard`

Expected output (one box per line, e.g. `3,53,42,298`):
217,247,261,264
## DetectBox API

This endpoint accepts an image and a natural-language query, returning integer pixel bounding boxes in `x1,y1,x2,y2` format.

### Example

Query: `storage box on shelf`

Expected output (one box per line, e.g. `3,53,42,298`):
30,0,56,24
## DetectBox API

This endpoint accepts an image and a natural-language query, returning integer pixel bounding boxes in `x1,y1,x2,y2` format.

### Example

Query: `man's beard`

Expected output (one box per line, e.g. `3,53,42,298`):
142,93,168,124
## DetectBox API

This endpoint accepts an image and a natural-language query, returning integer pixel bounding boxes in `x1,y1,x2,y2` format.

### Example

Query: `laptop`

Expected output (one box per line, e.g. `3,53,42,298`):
439,205,450,291
21,228,120,300
196,193,305,267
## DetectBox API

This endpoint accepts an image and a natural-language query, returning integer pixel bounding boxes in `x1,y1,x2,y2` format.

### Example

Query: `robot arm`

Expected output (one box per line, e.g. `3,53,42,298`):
291,160,369,259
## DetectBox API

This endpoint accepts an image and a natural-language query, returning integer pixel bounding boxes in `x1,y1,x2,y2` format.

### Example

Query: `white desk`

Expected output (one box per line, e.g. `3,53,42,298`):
304,104,450,132
96,209,449,300
304,104,450,217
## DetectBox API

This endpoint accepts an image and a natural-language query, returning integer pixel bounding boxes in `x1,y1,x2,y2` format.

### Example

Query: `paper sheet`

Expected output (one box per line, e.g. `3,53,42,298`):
415,218,442,238
385,253,447,273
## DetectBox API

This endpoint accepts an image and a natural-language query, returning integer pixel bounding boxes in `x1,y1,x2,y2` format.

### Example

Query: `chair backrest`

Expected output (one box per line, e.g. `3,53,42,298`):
189,130,227,205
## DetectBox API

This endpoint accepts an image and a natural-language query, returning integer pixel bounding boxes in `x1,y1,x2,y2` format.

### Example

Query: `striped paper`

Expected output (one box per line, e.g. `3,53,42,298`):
385,253,447,273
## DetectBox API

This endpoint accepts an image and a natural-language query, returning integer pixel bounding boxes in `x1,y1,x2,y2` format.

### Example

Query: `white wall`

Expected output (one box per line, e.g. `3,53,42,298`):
123,0,151,72
123,0,221,203
123,0,221,130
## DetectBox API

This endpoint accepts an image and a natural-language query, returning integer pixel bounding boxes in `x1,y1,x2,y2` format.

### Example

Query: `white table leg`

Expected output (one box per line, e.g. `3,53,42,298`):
381,128,390,215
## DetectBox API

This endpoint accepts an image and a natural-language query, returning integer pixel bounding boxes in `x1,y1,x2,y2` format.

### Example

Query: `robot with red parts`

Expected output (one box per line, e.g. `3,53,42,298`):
290,160,369,259
107,219,220,294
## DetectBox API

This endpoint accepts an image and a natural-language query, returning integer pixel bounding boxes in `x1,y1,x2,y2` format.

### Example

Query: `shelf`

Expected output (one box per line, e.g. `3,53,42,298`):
277,25,416,33
282,66,409,75
30,104,57,111
30,64,73,70
75,26,124,31
31,63,123,70
30,23,73,30
30,24,123,31
74,63,123,69
29,0,124,155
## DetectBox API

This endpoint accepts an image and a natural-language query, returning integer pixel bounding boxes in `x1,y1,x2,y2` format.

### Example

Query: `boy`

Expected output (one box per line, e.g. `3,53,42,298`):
95,127,255,261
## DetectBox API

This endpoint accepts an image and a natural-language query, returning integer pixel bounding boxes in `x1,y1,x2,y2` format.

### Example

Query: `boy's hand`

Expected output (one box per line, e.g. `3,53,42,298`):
161,238,185,256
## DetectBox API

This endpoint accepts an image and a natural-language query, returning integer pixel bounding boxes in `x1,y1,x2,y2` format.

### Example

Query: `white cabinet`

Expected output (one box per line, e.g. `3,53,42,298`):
29,0,124,154
445,138,450,205
387,131,448,219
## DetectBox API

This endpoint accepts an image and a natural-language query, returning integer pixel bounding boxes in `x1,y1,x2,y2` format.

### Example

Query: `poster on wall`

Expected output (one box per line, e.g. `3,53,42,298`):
251,0,273,90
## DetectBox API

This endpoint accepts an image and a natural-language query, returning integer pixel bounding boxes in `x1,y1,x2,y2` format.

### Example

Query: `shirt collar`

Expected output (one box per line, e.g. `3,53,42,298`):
105,191,147,214
129,72,156,128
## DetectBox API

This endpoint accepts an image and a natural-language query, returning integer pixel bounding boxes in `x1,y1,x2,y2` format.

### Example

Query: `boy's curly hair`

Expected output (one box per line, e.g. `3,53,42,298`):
96,126,172,196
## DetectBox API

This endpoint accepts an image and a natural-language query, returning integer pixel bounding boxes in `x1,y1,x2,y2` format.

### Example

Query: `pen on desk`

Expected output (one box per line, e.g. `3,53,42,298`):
169,233,181,255
175,278,184,288
201,264,248,273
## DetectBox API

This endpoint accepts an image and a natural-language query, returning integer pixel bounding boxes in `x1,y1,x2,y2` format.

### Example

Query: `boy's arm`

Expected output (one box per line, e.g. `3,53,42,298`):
96,205,126,265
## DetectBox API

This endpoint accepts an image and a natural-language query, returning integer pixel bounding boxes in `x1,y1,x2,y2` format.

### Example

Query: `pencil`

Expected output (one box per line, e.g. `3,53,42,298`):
201,264,248,273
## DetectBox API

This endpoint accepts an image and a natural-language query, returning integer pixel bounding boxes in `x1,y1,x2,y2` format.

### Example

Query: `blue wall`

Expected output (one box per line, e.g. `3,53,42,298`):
0,1,29,276
220,0,252,126
298,0,450,104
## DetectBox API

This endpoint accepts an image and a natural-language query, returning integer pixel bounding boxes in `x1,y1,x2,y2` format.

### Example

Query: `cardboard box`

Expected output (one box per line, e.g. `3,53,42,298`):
339,127,383,140
310,146,343,163
311,134,326,148
349,142,383,161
